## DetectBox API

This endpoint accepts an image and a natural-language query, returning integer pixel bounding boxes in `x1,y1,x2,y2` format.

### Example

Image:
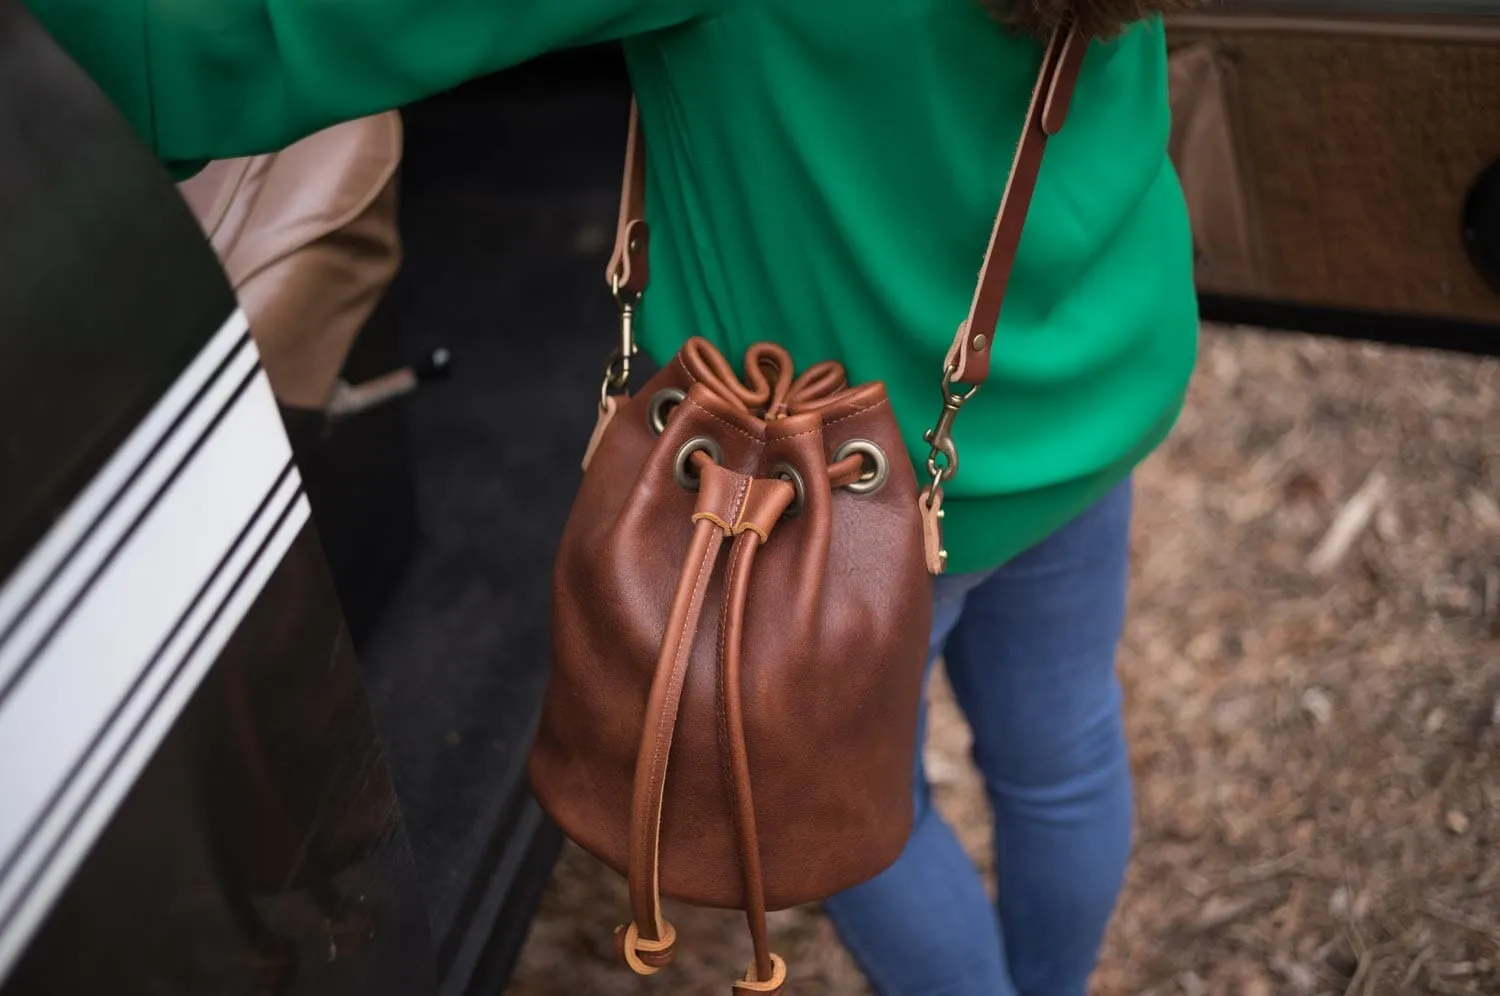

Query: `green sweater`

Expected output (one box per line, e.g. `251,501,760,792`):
27,0,1199,574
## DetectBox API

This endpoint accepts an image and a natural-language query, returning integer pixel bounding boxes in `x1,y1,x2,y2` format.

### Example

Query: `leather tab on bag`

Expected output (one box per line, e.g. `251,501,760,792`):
921,487,947,575
732,477,797,541
581,394,621,472
692,461,754,533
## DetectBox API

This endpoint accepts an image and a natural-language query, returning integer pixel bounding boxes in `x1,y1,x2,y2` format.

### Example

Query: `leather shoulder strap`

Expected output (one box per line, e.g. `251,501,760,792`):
606,100,651,301
947,23,1089,385
607,21,1088,385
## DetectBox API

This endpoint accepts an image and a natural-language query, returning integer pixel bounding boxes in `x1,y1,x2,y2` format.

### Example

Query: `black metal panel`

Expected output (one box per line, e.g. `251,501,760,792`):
347,53,632,992
1199,294,1500,356
3,525,439,996
0,0,236,580
1213,0,1500,14
1465,158,1500,296
280,298,418,652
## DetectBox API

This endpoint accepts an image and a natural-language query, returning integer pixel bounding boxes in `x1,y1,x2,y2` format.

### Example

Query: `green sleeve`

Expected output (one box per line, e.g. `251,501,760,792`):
24,0,716,172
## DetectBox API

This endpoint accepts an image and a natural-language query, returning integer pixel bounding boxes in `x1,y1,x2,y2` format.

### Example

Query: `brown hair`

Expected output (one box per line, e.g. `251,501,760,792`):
987,0,1201,41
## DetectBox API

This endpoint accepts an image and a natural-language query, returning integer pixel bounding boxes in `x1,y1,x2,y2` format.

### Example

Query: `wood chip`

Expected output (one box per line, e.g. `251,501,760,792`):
1271,952,1319,994
1198,894,1265,931
1302,687,1334,726
1179,970,1209,996
1309,470,1391,575
1241,967,1275,996
1468,489,1500,533
922,747,965,787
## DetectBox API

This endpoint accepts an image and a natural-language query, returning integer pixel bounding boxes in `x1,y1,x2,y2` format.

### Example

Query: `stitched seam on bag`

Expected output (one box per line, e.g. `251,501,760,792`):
725,475,748,542
777,399,892,442
771,399,893,443
779,424,824,442
686,394,890,445
685,397,761,444
821,397,891,427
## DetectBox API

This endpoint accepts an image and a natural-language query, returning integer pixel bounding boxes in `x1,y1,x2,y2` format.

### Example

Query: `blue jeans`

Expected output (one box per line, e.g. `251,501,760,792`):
823,478,1135,996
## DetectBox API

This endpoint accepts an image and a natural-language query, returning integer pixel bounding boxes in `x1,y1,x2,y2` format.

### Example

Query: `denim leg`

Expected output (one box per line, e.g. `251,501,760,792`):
821,570,1017,996
942,478,1136,996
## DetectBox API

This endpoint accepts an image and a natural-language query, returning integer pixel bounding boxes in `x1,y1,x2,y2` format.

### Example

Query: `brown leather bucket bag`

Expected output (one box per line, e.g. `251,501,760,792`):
528,22,1087,993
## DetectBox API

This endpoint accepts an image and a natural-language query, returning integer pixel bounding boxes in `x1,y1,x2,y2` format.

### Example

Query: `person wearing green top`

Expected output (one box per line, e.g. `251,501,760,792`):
24,0,1199,990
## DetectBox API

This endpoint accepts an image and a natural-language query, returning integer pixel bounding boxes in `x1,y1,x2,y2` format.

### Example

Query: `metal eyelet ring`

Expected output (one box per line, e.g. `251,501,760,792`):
647,387,687,436
832,439,890,495
673,436,723,492
769,462,806,518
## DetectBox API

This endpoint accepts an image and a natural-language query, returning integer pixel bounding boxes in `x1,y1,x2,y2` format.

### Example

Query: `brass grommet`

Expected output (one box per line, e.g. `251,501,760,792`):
648,387,687,436
770,462,806,518
833,439,890,495
674,436,723,491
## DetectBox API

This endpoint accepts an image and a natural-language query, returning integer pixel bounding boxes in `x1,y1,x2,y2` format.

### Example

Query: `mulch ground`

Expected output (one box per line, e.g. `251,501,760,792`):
507,325,1500,996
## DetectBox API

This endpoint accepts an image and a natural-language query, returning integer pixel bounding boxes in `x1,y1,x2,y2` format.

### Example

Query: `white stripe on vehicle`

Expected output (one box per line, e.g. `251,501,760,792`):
0,311,308,984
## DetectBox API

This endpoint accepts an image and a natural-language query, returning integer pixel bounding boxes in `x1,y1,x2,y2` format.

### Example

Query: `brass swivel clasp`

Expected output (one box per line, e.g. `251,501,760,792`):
923,370,978,503
600,273,640,408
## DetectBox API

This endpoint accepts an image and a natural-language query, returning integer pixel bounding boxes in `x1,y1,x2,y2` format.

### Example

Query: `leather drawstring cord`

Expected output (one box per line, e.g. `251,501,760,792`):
616,458,797,994
718,528,785,993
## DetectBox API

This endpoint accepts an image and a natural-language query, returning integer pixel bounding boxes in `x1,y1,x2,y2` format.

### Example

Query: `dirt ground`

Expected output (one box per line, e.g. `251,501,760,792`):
507,325,1500,996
